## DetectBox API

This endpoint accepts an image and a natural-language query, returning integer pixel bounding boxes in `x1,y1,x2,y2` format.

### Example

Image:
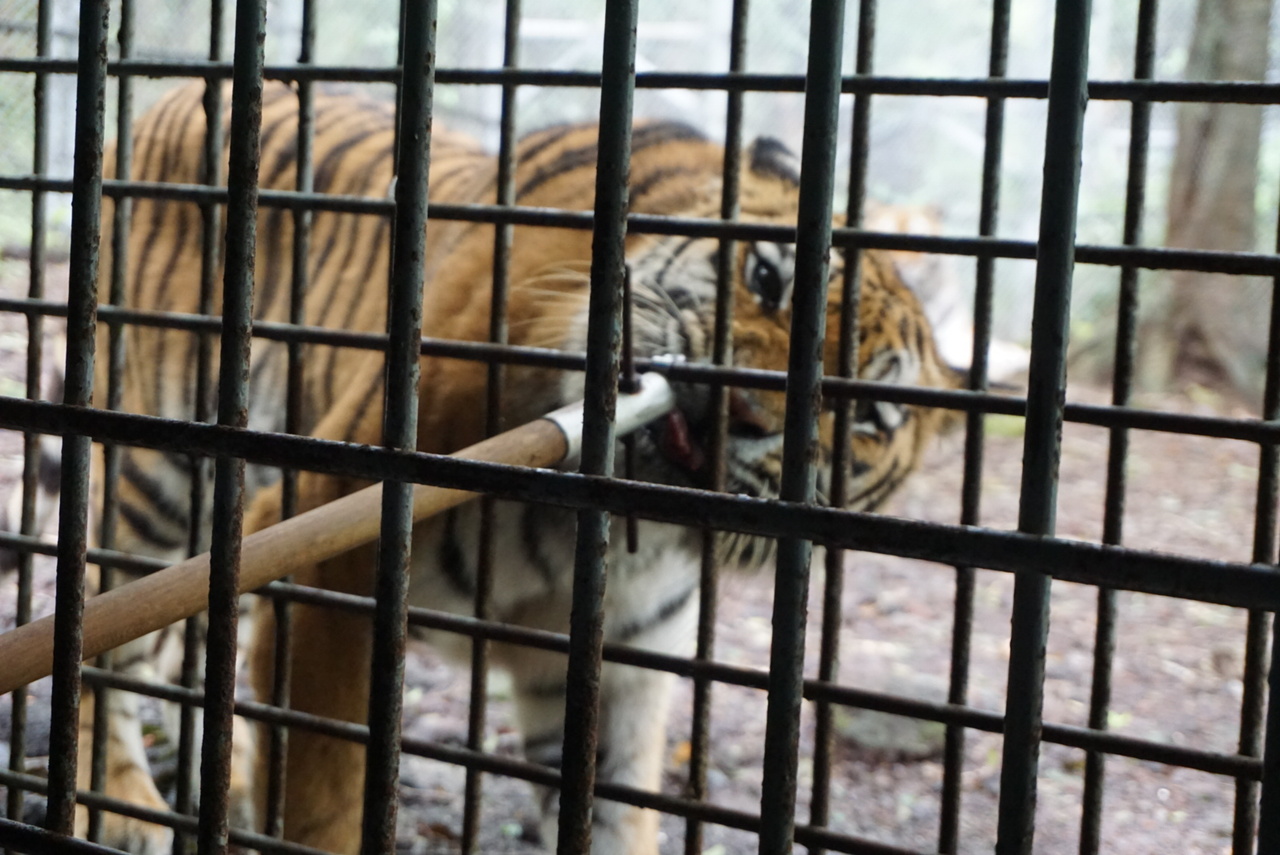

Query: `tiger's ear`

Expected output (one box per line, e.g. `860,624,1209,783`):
746,136,801,185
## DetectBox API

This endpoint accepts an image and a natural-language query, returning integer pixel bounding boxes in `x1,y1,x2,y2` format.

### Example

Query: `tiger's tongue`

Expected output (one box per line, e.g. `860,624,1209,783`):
661,410,706,473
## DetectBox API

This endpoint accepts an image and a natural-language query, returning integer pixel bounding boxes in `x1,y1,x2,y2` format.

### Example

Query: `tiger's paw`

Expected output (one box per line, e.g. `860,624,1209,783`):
74,801,175,855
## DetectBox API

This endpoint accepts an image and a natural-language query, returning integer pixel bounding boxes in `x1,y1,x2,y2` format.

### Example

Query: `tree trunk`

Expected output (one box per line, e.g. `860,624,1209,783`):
1138,0,1273,398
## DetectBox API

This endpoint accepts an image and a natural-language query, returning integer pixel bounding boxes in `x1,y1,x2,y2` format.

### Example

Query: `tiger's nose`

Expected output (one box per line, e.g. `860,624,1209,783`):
727,390,777,438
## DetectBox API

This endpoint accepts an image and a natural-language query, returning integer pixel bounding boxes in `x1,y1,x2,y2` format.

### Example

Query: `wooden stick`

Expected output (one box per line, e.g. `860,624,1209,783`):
0,419,564,697
0,372,675,696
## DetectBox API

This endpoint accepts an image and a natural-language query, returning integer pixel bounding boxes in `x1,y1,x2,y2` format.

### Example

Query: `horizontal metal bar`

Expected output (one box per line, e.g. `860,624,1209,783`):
0,529,167,575
249,581,1264,781
0,816,124,855
0,396,1277,611
1,311,1277,442
0,770,329,855
73,668,919,855
81,658,1249,855
0,57,1278,104
3,174,1277,278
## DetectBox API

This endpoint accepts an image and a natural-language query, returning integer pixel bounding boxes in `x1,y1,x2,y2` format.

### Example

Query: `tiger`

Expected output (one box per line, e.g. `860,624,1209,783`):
862,201,1029,383
6,78,964,855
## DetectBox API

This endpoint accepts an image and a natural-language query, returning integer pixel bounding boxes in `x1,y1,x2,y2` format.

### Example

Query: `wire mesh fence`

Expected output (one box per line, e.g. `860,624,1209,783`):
0,0,1277,854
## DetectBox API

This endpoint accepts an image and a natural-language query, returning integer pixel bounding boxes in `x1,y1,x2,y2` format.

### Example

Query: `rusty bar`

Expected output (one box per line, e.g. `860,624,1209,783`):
996,2,1091,852
684,0,749,852
262,0,315,836
1079,1,1156,852
6,0,53,838
70,604,1271,785
9,168,1280,276
14,300,1280,437
758,1,846,852
194,0,266,852
1258,141,1280,855
0,762,330,855
5,394,1280,611
554,1,638,851
809,0,872,849
85,0,136,840
173,9,227,852
359,1,438,852
43,0,109,835
8,56,1280,103
460,2,522,848
1236,72,1280,855
939,0,1010,849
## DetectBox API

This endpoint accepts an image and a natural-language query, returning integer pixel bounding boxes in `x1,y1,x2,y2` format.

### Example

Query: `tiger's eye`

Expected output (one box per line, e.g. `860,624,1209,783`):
750,255,785,310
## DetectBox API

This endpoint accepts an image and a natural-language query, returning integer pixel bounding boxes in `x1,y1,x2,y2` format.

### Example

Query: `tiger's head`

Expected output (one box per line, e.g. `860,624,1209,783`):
544,128,964,559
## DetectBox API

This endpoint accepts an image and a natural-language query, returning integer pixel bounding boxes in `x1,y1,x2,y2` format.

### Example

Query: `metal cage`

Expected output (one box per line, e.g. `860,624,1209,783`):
0,0,1277,853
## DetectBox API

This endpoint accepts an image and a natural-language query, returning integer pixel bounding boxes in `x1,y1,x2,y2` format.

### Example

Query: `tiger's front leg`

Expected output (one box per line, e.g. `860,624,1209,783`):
248,547,375,855
74,686,175,855
513,654,677,855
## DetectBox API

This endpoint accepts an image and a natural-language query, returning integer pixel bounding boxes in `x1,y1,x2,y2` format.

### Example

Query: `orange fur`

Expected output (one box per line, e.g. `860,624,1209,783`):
84,80,962,855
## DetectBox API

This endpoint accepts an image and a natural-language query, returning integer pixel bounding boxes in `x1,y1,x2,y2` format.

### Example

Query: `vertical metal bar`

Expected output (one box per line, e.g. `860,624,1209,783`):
757,1,846,852
555,2,638,852
461,1,521,850
195,0,266,852
684,1,747,852
1078,2,1155,852
359,2,437,852
87,0,135,841
9,0,54,837
939,1,1010,850
809,0,872,849
1233,93,1280,855
1259,155,1280,855
1261,634,1280,851
44,0,109,834
181,6,228,852
996,2,1091,853
263,0,315,836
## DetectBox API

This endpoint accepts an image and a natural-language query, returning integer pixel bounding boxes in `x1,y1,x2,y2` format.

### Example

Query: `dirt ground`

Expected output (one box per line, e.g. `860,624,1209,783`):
0,260,1267,854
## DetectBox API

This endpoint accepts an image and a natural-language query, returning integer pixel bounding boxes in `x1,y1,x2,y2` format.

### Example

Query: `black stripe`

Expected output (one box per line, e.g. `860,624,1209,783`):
612,583,696,643
850,455,904,511
522,732,564,768
521,504,561,589
256,84,358,190
137,89,206,301
119,498,186,551
311,148,393,333
629,121,706,152
515,141,599,201
650,235,702,302
253,105,351,318
143,91,215,415
312,118,389,194
438,508,475,597
38,445,60,493
338,374,383,444
121,451,191,529
629,164,708,208
748,136,801,185
515,121,591,166
515,121,705,203
320,215,393,398
245,343,286,431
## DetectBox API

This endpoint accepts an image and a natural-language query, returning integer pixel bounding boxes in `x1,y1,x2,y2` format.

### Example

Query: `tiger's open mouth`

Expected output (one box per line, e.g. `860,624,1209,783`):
657,409,707,474
647,389,780,490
